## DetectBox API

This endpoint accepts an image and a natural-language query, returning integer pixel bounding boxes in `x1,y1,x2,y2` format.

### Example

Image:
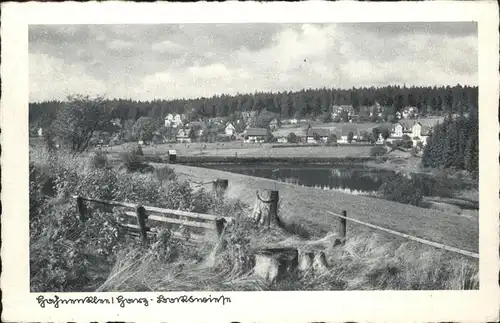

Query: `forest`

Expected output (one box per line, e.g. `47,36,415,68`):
30,84,478,128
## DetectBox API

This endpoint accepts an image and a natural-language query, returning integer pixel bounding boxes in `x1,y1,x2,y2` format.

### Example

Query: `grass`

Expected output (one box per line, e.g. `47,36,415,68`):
163,163,479,254
97,223,478,292
105,140,373,159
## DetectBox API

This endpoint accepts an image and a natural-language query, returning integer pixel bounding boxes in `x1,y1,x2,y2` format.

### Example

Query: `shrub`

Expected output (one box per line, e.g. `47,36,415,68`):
88,151,109,169
119,145,152,173
370,146,388,157
30,204,123,292
378,174,423,206
327,134,338,145
155,166,177,183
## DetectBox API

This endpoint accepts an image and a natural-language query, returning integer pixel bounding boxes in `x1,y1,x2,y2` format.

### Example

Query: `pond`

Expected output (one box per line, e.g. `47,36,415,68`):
202,163,396,194
200,163,478,199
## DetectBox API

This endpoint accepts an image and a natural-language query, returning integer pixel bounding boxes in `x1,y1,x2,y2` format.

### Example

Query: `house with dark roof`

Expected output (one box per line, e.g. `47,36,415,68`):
244,128,268,143
306,128,330,144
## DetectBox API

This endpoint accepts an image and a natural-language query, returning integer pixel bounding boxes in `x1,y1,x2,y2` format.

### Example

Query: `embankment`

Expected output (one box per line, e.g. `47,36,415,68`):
158,163,478,254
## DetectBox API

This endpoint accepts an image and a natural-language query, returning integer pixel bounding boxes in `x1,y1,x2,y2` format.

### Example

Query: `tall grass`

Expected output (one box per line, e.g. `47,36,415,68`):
97,223,478,292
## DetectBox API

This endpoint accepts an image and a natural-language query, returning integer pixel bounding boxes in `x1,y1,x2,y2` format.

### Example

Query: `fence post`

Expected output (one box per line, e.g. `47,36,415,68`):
215,218,227,237
135,205,148,245
334,210,347,246
76,196,87,222
213,178,229,198
268,190,279,228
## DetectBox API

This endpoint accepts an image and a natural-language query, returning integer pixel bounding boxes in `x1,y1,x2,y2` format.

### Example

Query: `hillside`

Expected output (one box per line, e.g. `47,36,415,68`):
164,163,479,254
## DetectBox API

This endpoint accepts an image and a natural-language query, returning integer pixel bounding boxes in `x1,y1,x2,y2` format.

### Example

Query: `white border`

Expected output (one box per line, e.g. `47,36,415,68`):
1,1,499,322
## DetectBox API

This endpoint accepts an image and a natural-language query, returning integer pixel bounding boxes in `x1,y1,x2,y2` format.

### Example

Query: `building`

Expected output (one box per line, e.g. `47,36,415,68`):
244,128,268,143
306,128,330,144
225,122,236,136
176,128,191,143
276,136,288,144
37,128,43,137
164,114,174,127
410,122,432,146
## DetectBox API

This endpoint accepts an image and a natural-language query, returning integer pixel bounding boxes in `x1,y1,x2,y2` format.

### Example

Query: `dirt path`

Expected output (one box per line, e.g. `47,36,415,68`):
157,163,479,254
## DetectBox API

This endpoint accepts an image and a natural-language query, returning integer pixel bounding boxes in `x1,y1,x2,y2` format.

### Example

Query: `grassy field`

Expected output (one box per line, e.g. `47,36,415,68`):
105,141,373,158
164,163,479,254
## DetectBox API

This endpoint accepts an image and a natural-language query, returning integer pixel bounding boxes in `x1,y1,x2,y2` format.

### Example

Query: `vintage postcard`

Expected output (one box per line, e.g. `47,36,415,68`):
1,1,499,322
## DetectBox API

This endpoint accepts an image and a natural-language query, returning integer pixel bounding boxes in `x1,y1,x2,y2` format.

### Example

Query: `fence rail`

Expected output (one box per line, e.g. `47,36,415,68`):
327,210,479,259
73,195,231,245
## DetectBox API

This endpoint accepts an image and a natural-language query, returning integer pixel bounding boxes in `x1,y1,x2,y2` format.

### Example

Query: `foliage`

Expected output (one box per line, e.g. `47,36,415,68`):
88,151,109,169
320,111,332,123
313,132,321,142
29,148,221,292
286,132,298,144
155,166,177,183
52,95,110,154
327,134,338,145
422,113,478,172
370,146,388,157
378,174,423,206
132,117,159,142
381,127,391,140
119,145,152,173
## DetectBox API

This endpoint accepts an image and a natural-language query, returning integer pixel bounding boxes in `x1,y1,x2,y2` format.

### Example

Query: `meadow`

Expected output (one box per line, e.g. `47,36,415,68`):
29,145,479,292
105,140,373,159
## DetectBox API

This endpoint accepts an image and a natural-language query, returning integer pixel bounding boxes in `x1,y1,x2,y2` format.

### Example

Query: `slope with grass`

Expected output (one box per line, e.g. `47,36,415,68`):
163,163,479,254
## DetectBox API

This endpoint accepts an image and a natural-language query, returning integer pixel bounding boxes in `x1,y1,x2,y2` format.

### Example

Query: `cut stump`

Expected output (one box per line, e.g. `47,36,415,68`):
253,247,298,283
250,190,280,227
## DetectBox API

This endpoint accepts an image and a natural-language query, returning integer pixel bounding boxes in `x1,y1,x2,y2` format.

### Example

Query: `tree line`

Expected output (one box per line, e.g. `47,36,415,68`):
30,84,478,129
422,109,479,174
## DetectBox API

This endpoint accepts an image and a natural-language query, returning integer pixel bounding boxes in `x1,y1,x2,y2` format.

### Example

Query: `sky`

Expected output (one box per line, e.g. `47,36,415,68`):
29,22,477,102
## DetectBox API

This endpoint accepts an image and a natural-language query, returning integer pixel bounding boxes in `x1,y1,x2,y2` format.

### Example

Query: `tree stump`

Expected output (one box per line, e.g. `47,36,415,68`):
253,247,298,283
250,190,280,227
297,250,314,276
213,179,229,198
312,251,329,275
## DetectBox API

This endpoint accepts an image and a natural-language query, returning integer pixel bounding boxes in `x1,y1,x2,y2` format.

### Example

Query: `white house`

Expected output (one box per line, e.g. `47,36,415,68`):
244,128,268,143
225,122,236,136
306,128,330,144
37,127,43,137
176,128,191,143
410,122,432,146
276,136,288,144
165,114,174,127
289,118,298,125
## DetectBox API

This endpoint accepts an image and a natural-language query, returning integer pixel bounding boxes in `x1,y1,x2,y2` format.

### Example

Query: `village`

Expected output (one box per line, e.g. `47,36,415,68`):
35,102,442,156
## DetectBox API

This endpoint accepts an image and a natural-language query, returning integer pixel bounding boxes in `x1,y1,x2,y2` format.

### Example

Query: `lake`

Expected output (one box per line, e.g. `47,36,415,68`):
202,163,395,194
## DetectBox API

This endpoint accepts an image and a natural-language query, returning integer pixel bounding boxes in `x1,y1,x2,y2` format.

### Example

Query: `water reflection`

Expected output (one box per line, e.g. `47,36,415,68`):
204,164,395,193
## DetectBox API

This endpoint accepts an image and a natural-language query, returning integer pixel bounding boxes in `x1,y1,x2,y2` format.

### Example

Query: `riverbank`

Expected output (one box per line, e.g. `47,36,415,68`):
156,163,478,254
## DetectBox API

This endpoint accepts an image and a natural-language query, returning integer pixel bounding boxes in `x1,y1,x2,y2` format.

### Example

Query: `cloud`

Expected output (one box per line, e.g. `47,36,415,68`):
29,53,105,102
28,23,478,102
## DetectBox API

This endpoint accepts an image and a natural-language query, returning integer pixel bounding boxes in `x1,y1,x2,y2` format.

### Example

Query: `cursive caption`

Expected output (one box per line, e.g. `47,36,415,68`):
36,294,232,308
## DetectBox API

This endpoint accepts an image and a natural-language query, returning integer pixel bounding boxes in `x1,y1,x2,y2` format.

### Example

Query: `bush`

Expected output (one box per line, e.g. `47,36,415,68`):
119,145,152,173
155,166,177,183
370,146,388,157
378,174,423,206
88,151,109,169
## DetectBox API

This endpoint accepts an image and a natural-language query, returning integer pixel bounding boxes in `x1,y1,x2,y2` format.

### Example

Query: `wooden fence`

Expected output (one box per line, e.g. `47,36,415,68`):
73,195,232,245
327,210,479,259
